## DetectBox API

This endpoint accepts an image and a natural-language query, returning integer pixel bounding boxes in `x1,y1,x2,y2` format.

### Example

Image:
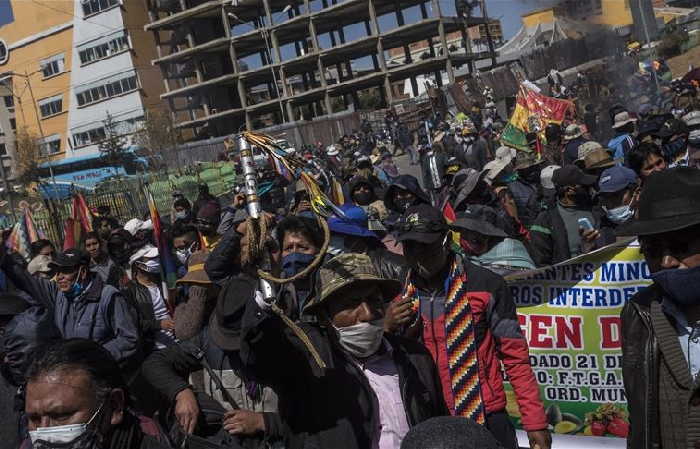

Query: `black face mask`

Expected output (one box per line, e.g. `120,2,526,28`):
353,192,374,206
572,187,593,208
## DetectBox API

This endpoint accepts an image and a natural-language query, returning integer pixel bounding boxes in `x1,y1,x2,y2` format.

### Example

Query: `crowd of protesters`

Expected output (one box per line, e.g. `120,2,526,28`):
2,68,700,449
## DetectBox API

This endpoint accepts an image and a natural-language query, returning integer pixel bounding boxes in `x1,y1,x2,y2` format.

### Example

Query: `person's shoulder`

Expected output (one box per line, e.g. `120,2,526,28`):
463,258,506,285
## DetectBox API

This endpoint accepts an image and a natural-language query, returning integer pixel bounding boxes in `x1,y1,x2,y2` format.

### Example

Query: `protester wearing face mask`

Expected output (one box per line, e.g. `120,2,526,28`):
194,200,222,251
596,166,639,245
22,339,170,449
123,245,176,352
171,225,198,269
530,165,601,266
453,205,535,274
241,253,448,449
172,197,193,226
617,168,700,449
386,204,550,449
455,122,490,171
349,177,378,207
0,246,140,367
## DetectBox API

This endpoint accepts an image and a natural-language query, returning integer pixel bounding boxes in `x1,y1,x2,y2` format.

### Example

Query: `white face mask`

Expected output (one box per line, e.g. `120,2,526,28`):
334,319,385,358
29,402,103,445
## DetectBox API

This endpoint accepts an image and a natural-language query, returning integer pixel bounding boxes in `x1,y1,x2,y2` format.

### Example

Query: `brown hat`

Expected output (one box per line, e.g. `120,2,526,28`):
576,147,619,171
176,251,211,285
303,253,401,314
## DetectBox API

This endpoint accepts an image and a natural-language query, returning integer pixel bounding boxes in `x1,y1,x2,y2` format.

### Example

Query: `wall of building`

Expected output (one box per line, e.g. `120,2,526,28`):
0,0,74,163
522,8,557,28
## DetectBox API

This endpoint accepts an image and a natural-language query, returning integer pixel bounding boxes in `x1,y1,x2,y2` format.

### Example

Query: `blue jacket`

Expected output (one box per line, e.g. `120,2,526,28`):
1,254,140,364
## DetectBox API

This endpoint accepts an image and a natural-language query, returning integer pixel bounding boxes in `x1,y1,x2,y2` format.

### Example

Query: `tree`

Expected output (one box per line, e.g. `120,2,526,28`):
133,108,182,171
98,112,128,177
14,127,42,185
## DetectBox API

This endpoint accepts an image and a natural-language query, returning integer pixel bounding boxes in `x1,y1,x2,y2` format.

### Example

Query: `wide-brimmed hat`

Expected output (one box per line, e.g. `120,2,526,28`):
514,150,544,171
451,205,508,238
303,253,401,314
552,165,598,187
576,141,603,161
328,204,377,239
393,204,448,244
176,251,211,285
617,167,700,236
326,144,340,157
564,124,584,141
577,147,619,171
612,111,637,129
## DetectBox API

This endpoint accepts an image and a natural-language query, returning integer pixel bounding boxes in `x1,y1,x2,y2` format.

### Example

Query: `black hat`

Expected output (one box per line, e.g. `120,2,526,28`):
617,167,700,236
49,248,90,270
393,204,448,244
552,165,598,188
0,293,29,317
209,276,251,351
451,205,508,238
655,118,689,139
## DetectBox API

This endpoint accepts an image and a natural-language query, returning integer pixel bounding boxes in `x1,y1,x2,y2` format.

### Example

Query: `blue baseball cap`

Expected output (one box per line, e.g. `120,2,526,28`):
328,204,377,238
598,166,638,193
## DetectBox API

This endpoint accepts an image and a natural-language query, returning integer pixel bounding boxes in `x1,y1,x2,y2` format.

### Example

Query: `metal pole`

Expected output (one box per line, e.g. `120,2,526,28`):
21,71,56,183
237,134,275,301
637,0,660,93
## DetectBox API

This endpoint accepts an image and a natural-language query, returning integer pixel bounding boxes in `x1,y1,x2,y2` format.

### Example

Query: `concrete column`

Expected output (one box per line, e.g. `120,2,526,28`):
432,0,455,84
261,0,273,26
368,0,393,105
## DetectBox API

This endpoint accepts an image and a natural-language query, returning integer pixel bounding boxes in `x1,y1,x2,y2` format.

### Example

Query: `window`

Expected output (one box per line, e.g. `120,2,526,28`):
40,54,65,78
78,32,129,65
76,74,138,107
3,95,13,108
9,118,15,131
72,126,106,147
39,135,61,156
38,95,63,118
81,0,119,16
0,143,6,156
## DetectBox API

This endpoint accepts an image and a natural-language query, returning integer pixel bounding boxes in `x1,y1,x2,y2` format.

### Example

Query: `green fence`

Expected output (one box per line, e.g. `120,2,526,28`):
1,162,238,246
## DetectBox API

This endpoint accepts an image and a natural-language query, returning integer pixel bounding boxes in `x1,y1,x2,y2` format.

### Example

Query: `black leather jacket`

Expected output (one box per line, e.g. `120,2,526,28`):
621,284,660,449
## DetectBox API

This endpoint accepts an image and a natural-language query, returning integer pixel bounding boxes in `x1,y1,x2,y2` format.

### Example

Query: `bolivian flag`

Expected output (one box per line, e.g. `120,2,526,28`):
500,85,574,151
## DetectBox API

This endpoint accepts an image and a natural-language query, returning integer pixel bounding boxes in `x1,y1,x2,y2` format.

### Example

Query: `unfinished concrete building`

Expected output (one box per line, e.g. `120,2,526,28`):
144,0,494,139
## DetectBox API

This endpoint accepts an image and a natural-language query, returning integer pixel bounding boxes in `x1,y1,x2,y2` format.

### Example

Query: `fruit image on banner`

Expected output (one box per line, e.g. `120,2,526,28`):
503,239,651,438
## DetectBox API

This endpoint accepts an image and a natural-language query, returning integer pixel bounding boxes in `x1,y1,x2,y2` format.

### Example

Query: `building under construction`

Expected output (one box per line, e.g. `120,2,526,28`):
144,0,495,139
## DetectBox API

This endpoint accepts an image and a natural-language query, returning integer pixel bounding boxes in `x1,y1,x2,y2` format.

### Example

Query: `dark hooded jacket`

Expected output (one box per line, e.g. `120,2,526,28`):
384,175,431,214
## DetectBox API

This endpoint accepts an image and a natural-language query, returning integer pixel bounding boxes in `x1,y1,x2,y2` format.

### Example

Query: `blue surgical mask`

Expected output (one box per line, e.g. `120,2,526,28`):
175,211,189,220
282,252,315,278
64,268,86,300
604,204,634,224
651,265,700,305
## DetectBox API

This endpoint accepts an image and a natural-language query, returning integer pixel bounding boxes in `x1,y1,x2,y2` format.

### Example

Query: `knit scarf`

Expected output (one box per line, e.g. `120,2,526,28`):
402,258,486,423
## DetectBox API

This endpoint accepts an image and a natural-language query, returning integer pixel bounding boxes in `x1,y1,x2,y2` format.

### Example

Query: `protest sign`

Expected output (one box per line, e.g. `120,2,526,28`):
503,239,651,438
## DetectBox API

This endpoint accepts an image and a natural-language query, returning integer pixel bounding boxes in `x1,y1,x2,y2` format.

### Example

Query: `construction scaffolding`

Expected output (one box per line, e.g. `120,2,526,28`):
143,0,495,139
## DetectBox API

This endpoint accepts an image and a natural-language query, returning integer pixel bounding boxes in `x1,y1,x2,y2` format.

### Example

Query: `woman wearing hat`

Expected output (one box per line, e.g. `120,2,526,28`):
452,206,535,275
241,253,448,449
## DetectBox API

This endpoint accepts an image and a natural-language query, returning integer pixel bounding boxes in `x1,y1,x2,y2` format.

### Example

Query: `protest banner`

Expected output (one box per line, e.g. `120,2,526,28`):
503,239,651,438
